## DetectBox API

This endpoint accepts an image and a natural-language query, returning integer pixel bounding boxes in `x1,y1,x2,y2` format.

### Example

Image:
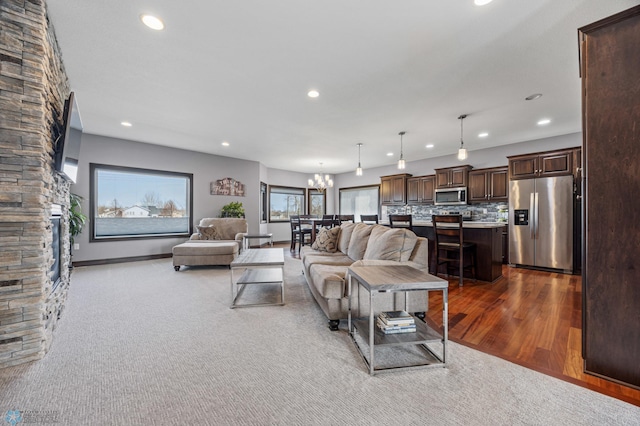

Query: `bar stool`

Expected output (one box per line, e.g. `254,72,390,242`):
360,214,379,224
389,214,413,231
432,214,477,286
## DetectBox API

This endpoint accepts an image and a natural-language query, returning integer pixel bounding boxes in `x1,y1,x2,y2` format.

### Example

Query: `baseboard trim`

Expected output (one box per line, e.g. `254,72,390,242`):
73,253,172,267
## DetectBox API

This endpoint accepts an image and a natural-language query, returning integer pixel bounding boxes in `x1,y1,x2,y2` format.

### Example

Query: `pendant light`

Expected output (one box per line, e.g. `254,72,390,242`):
397,131,406,169
356,143,363,176
457,114,468,161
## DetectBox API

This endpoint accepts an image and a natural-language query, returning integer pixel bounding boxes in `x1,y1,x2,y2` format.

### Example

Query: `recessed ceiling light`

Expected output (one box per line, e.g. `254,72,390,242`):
141,14,164,30
537,119,551,126
478,132,489,138
474,0,493,5
526,93,543,101
221,141,230,147
386,152,394,157
307,90,319,98
121,121,132,127
426,144,434,149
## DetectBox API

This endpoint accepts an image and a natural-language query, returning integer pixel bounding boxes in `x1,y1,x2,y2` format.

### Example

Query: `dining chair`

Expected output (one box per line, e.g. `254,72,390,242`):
337,214,355,224
320,214,335,228
360,214,379,224
389,214,413,231
290,215,312,252
432,214,477,286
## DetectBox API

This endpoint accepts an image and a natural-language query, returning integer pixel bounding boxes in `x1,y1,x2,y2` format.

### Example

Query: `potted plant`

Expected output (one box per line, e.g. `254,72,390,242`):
69,193,87,245
220,201,245,218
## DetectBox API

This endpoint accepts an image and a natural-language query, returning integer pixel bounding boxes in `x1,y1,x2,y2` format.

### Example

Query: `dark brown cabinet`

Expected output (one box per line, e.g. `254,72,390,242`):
435,165,472,189
508,150,575,180
468,167,508,203
579,6,640,389
407,175,435,204
380,173,411,205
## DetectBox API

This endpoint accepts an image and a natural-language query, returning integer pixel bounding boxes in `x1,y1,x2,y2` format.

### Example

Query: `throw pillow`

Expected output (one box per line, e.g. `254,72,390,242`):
311,227,341,253
197,225,220,240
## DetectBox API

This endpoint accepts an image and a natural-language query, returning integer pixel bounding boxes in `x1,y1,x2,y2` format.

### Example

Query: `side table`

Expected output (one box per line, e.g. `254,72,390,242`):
230,248,284,308
242,233,273,250
347,265,448,375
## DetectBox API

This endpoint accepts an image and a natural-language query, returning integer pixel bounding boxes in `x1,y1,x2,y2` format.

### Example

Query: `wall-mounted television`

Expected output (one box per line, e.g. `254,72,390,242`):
54,92,83,183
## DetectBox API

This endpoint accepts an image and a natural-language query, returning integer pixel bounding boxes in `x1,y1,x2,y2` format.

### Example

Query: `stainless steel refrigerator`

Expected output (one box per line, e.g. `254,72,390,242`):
508,175,573,272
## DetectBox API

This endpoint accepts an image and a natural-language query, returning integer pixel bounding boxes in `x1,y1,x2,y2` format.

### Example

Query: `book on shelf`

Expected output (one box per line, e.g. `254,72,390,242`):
376,318,416,334
379,310,415,326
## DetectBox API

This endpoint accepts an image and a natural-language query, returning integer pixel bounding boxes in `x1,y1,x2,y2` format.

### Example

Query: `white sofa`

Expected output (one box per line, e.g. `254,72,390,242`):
301,222,430,330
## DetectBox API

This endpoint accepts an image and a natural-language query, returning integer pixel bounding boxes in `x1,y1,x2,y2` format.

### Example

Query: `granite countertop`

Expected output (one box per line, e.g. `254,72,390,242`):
381,220,508,228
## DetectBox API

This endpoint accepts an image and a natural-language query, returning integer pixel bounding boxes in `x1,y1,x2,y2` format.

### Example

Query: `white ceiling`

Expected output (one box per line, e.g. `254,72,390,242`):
46,0,639,174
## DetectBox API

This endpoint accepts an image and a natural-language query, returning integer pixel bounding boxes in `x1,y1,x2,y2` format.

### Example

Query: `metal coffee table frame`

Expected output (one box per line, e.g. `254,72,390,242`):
230,248,284,308
242,233,273,250
347,265,449,375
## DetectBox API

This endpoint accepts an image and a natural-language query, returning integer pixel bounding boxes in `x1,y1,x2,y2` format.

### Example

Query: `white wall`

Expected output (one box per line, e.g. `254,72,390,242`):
71,134,261,262
71,131,580,261
262,167,337,242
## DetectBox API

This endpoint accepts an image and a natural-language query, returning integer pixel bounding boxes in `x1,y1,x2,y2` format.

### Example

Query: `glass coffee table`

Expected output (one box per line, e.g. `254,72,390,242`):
230,248,284,308
347,265,449,375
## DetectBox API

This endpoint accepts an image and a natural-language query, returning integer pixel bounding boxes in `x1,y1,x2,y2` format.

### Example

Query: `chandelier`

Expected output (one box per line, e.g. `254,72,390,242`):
308,163,333,192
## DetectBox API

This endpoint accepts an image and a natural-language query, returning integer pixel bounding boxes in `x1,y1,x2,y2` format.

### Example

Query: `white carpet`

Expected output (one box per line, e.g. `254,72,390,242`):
0,255,638,426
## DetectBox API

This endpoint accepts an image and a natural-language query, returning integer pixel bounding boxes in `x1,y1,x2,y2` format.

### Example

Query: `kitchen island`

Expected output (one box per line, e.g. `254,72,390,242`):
409,221,507,283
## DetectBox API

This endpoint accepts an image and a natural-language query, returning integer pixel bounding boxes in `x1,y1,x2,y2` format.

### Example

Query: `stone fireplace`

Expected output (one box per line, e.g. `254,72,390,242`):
0,0,72,368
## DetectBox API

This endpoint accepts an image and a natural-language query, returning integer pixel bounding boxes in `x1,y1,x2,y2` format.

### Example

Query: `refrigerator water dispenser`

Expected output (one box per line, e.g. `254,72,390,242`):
514,209,528,226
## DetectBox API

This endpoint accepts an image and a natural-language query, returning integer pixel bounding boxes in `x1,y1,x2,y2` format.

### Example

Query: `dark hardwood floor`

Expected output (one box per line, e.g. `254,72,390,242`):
424,265,640,407
283,243,640,407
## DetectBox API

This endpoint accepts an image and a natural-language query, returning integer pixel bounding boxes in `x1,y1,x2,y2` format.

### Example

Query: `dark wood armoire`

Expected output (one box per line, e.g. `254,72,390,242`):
579,6,640,389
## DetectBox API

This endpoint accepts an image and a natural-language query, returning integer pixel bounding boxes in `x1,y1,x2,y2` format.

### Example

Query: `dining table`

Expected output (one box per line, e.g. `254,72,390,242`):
299,217,338,243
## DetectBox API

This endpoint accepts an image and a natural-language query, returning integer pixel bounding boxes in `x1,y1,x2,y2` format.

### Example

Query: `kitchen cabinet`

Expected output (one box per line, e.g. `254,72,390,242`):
380,173,411,205
502,228,509,265
435,165,472,189
579,6,640,389
468,167,508,203
413,223,506,283
407,175,435,204
508,149,577,180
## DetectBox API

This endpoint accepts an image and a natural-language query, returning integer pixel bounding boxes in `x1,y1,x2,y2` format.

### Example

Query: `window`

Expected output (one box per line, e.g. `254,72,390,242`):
339,185,379,220
90,163,193,241
308,189,326,216
260,182,268,223
269,186,305,222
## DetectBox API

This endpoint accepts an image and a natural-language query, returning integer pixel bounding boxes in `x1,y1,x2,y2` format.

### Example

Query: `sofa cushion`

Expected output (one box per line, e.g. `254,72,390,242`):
309,264,347,299
311,226,340,253
172,241,238,256
363,227,418,262
347,223,373,261
197,225,220,240
337,222,357,254
303,253,354,269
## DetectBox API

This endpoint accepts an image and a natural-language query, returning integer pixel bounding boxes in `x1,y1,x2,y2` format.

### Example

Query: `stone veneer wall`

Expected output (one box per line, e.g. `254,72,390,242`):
0,0,71,368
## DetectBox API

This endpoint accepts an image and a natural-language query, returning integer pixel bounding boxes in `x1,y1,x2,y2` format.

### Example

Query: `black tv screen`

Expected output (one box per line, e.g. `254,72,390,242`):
54,92,83,183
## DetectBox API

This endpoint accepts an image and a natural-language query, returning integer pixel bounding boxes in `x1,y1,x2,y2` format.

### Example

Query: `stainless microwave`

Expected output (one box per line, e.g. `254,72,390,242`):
434,187,467,205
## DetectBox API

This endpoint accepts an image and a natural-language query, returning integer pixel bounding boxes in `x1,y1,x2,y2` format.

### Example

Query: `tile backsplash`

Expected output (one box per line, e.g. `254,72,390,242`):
383,202,508,223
